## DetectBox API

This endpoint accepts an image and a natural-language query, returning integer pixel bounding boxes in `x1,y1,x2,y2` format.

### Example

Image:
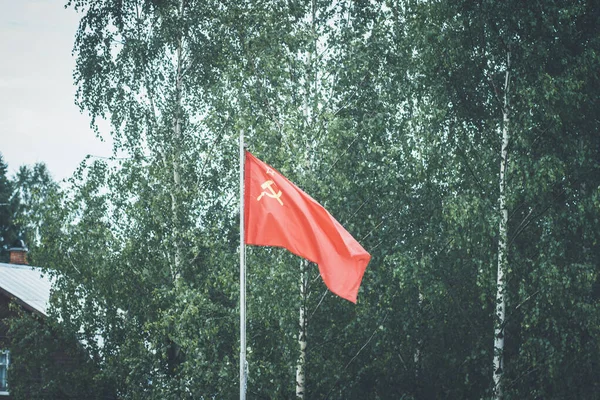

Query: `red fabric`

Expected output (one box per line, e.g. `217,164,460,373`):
244,151,371,303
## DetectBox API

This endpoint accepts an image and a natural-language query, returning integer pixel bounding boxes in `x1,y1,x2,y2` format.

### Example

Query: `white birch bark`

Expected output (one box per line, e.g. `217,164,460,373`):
296,2,317,396
493,51,511,399
170,0,185,280
296,261,308,399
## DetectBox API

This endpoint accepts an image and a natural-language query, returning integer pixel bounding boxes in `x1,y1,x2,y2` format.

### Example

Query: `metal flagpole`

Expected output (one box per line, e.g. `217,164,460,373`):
239,131,247,400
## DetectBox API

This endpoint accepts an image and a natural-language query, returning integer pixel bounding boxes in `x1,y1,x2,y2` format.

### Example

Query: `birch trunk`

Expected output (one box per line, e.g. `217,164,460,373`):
414,289,423,377
493,51,511,399
296,2,316,395
296,261,308,399
170,0,185,280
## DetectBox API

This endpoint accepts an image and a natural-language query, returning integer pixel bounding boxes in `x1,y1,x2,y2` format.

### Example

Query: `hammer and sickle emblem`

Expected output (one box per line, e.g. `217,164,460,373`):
257,180,284,206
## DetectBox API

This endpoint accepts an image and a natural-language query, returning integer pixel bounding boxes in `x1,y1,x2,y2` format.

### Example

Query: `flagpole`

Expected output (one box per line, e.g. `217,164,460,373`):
239,130,247,400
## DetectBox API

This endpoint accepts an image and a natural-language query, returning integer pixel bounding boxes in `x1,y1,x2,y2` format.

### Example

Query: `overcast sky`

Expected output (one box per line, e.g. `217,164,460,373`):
0,0,112,182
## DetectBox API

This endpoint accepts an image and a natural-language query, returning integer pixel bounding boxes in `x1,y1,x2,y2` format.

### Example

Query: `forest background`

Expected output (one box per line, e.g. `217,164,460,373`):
2,0,600,399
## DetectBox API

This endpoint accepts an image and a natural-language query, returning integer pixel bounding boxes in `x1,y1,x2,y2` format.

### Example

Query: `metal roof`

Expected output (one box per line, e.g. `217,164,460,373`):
0,263,52,316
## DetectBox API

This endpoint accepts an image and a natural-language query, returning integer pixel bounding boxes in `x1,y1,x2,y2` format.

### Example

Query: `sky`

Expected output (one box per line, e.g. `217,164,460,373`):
0,0,112,182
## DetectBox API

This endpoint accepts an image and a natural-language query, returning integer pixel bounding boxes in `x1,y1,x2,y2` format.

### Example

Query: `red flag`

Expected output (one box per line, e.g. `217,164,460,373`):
244,151,371,303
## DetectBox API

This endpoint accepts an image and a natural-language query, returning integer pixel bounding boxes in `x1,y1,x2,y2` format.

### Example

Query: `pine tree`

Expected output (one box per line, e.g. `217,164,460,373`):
0,154,19,263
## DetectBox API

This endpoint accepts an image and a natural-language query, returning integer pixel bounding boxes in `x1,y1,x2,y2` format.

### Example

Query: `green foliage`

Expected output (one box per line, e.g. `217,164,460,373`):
10,0,600,398
7,309,114,400
11,163,60,252
0,155,58,263
0,153,19,263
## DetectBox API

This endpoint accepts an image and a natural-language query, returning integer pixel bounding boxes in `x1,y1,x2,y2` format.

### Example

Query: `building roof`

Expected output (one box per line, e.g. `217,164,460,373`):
0,262,52,316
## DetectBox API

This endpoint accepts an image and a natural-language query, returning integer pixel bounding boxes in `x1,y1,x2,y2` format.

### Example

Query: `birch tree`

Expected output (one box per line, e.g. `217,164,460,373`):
39,1,248,397
9,0,600,398
403,0,600,398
